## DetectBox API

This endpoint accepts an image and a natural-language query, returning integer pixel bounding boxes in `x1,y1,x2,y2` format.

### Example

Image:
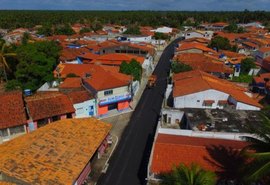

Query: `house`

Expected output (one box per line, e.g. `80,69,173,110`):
172,70,262,110
255,47,270,65
60,47,90,63
184,30,213,40
175,42,216,54
66,90,97,118
54,64,133,116
252,73,270,93
241,41,259,55
151,26,173,34
0,91,27,143
118,35,152,43
148,131,248,182
181,37,210,46
174,53,233,77
210,22,229,31
25,92,75,131
262,57,270,72
0,118,112,185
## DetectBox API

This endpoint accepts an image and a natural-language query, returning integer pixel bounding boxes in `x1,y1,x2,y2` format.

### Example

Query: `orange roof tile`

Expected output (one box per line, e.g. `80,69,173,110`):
151,134,248,174
60,47,89,61
258,47,270,53
66,90,93,104
173,70,262,108
25,92,75,121
242,41,259,48
55,64,131,91
0,91,27,129
178,42,216,53
59,77,82,89
174,53,233,74
92,53,145,66
0,118,112,185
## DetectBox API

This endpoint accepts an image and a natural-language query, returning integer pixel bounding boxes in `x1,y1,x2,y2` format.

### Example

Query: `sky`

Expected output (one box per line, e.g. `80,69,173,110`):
0,0,270,11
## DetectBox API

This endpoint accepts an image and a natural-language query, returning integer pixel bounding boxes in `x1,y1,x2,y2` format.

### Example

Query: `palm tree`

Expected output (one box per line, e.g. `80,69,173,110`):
0,42,16,82
241,114,270,183
161,163,216,185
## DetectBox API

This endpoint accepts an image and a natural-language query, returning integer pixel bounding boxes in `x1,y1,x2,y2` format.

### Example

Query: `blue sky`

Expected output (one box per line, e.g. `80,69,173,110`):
0,0,270,11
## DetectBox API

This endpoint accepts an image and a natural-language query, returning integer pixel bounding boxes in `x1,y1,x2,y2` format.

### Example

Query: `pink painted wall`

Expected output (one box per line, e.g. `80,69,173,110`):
75,162,92,185
118,100,130,111
60,114,67,120
98,105,108,115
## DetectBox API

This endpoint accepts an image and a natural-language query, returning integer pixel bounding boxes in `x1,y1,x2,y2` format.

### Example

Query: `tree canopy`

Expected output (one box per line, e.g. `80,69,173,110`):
171,61,192,74
208,36,232,51
240,58,256,74
154,32,170,40
123,25,141,35
161,163,216,185
120,59,142,81
5,41,61,91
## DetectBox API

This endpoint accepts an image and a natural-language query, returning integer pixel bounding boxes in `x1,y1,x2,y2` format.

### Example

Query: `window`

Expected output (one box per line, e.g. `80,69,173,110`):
0,129,8,137
104,90,113,96
197,100,200,102
10,125,25,135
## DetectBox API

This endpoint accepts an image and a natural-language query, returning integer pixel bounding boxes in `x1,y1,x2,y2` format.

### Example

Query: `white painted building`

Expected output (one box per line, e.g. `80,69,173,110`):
152,26,173,34
184,30,213,40
172,70,262,111
73,99,97,118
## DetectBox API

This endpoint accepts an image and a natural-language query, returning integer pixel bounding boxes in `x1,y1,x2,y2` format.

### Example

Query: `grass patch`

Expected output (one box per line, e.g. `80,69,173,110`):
232,74,253,83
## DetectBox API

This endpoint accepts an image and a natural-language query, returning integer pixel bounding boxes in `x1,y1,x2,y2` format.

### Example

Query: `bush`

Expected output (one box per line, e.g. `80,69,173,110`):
120,59,142,81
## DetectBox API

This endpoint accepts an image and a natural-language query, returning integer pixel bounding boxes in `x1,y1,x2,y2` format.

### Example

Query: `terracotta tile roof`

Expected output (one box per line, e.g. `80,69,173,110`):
151,134,248,174
220,50,245,58
78,52,99,61
177,42,216,53
55,64,131,91
0,91,27,129
66,90,93,104
258,47,270,53
173,70,262,108
262,57,270,71
59,77,82,89
253,73,270,84
211,22,229,27
92,53,145,66
0,118,112,185
0,182,16,185
242,41,259,48
60,47,90,61
182,37,210,45
25,92,75,121
174,53,233,74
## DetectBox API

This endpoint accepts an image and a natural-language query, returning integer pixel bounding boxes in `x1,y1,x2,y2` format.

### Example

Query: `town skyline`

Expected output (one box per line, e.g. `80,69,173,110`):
1,0,270,11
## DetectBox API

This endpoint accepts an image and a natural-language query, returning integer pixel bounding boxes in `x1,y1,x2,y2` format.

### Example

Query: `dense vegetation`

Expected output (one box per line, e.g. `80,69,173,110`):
5,41,61,91
171,61,192,73
120,59,142,81
1,10,270,30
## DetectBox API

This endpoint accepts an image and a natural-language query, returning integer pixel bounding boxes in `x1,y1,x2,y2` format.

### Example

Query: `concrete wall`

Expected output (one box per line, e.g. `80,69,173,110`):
74,99,97,118
97,86,129,100
0,125,27,144
127,36,152,43
174,89,229,109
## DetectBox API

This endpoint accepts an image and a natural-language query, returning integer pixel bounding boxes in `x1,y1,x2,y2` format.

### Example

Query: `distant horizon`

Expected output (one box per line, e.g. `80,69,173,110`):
0,0,270,11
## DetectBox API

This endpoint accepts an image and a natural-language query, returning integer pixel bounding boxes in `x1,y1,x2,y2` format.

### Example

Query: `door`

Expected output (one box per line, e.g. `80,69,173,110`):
108,103,118,111
89,106,94,116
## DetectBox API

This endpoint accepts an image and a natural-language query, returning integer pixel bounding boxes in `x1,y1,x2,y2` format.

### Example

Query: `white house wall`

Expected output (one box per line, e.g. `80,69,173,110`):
74,99,96,118
174,89,229,109
97,86,129,99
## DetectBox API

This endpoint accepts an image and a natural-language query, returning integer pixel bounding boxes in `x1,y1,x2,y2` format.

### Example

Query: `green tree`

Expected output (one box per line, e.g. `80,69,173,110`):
241,114,270,184
224,23,238,33
91,20,103,32
123,25,141,35
55,24,75,35
37,25,53,36
208,36,231,51
0,42,17,82
120,59,142,81
79,27,92,34
154,32,170,40
240,58,256,74
171,61,192,74
22,32,30,45
161,163,216,185
7,41,60,91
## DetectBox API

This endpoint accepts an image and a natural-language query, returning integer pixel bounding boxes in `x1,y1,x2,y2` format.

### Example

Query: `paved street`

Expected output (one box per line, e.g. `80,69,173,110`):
97,38,182,185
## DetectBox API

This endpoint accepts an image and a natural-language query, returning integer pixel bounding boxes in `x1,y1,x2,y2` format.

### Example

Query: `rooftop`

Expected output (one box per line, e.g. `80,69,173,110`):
177,42,216,53
151,133,248,177
0,118,112,185
172,70,262,108
0,91,27,129
25,92,75,121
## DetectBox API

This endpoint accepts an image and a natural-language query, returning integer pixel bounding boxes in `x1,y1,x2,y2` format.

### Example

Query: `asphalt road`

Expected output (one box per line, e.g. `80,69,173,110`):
97,38,182,185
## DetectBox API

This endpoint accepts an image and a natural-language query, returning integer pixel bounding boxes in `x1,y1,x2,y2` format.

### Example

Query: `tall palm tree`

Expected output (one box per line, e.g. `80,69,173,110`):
0,42,16,82
161,163,216,185
242,114,270,183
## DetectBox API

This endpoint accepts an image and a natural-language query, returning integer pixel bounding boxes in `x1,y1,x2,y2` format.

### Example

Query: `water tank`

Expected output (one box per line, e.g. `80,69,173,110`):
24,89,32,96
